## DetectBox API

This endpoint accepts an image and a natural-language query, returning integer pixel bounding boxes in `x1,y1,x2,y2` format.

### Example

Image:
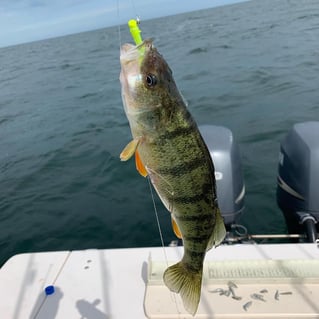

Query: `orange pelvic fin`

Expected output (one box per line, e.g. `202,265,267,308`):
171,217,182,239
135,150,148,177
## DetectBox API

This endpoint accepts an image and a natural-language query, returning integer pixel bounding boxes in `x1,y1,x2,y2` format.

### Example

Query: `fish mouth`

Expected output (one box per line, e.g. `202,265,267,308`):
120,39,153,63
120,39,153,95
119,39,156,115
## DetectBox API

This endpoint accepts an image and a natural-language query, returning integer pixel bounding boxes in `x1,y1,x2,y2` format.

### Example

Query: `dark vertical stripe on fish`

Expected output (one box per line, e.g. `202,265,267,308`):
159,126,195,140
175,213,214,222
157,156,208,176
169,193,208,204
183,234,212,243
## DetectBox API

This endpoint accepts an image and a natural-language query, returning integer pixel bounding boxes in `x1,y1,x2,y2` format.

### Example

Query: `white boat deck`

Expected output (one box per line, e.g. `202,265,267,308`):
1,243,319,318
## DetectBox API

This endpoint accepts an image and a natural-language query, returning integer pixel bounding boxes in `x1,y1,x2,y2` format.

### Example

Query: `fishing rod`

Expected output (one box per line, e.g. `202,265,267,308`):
168,223,316,247
169,233,307,247
224,233,306,243
225,223,308,243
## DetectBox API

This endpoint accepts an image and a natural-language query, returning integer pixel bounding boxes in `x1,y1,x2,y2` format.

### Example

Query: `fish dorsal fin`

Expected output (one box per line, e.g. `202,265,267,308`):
206,208,226,251
120,138,140,161
135,150,148,177
171,217,182,239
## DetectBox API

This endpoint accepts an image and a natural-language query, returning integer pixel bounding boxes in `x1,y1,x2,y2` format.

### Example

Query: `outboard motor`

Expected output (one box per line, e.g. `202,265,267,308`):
277,121,319,242
199,125,245,228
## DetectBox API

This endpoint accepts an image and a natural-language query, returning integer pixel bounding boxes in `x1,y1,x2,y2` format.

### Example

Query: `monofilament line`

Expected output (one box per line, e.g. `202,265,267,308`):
147,176,168,265
116,0,122,49
147,176,181,316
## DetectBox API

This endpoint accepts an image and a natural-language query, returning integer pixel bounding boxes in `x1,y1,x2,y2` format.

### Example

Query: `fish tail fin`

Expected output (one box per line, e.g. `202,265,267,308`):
163,262,202,316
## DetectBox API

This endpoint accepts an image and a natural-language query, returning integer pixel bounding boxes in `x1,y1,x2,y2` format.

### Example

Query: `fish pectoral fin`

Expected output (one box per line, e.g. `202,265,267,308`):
206,208,226,251
120,138,147,177
135,150,148,177
171,217,182,239
120,137,140,161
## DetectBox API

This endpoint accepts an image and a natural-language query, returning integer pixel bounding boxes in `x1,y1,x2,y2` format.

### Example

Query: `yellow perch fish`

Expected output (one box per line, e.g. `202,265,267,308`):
119,39,226,315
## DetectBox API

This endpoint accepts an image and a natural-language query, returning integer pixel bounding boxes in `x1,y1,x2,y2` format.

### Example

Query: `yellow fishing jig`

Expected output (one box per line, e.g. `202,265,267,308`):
128,19,142,45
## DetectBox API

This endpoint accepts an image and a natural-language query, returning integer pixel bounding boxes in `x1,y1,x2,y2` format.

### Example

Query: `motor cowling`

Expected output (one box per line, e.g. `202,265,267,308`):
199,125,245,227
277,121,319,242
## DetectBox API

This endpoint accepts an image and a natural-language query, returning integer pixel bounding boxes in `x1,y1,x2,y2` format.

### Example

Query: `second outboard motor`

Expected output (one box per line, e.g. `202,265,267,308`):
277,121,319,242
199,125,245,228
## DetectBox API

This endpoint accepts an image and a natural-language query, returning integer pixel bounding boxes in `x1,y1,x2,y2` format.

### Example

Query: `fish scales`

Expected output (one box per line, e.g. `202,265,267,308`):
148,128,218,260
151,126,217,260
148,124,216,204
120,39,226,316
142,107,218,244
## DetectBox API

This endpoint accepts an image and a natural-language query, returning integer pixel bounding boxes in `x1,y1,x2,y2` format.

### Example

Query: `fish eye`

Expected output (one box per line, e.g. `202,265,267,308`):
145,74,157,87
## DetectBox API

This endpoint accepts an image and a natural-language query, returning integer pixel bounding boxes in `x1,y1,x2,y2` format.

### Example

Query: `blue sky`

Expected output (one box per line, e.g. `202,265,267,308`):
0,0,248,47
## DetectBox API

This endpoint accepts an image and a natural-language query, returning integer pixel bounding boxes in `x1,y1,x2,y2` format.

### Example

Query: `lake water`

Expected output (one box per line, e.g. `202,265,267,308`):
1,0,319,266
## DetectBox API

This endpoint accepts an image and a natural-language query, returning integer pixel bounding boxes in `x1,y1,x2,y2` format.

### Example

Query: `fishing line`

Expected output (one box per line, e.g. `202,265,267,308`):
117,0,180,314
129,0,140,21
117,0,140,49
147,176,182,316
147,176,168,264
116,0,122,49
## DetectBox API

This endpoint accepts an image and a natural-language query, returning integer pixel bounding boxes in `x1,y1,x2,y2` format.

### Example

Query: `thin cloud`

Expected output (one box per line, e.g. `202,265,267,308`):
0,0,249,47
